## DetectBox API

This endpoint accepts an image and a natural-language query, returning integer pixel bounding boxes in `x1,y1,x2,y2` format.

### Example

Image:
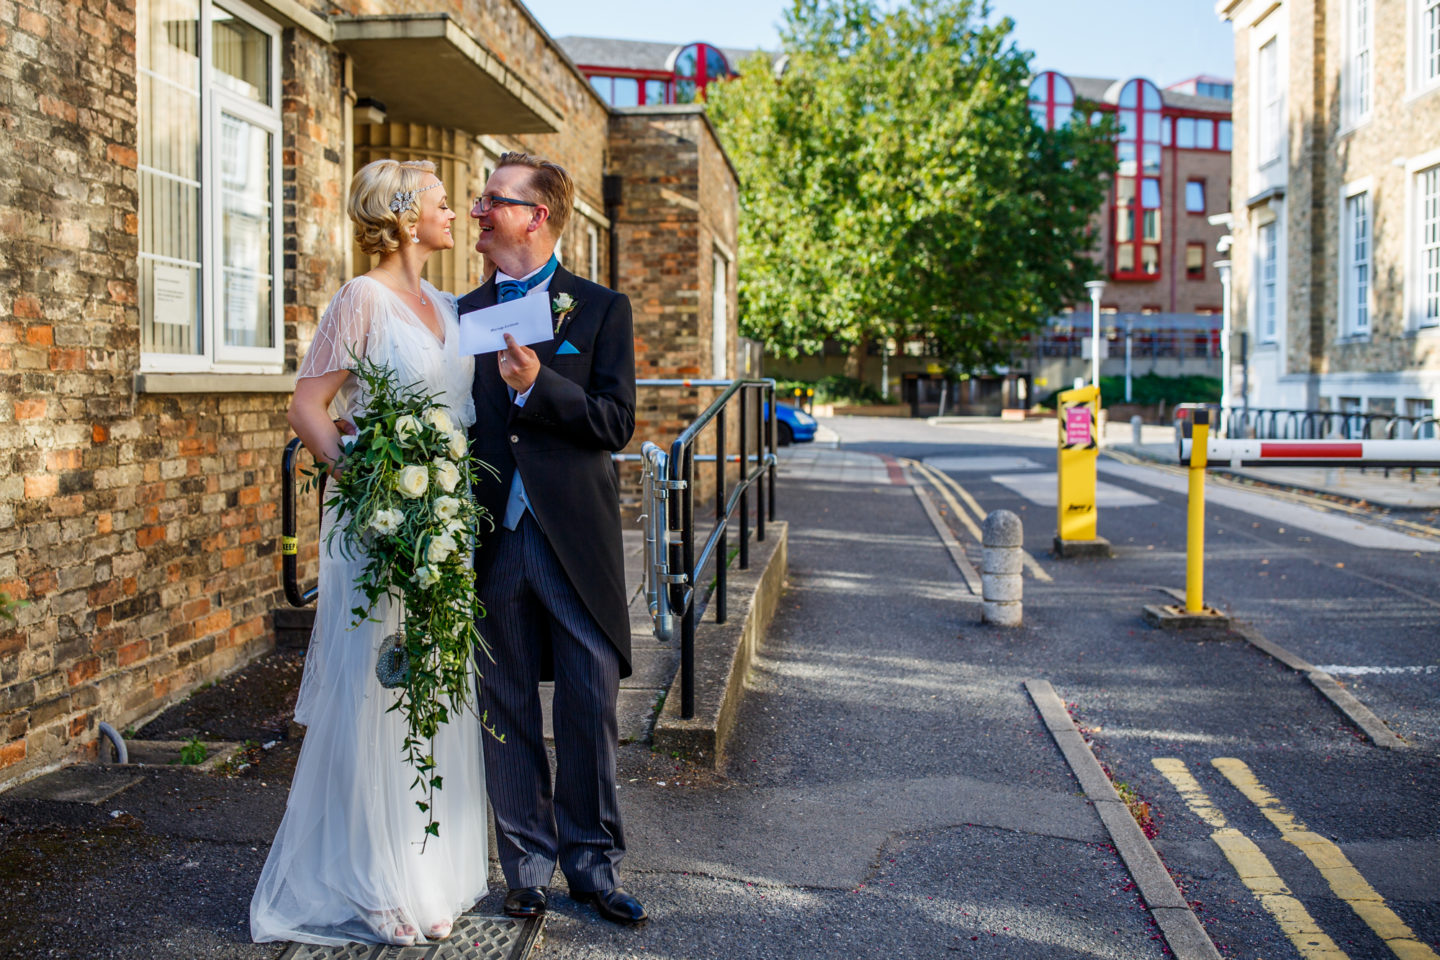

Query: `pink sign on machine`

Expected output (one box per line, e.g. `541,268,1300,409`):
1065,407,1091,447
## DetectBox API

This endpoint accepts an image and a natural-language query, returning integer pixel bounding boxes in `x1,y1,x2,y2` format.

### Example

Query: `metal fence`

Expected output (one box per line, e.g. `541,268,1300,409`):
1225,408,1439,441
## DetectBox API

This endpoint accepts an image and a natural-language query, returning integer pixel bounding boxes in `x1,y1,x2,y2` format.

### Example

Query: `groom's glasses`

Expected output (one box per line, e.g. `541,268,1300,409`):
473,194,539,213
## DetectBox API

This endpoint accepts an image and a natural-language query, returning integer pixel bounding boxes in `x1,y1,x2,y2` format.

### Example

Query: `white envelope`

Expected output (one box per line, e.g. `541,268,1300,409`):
458,292,553,355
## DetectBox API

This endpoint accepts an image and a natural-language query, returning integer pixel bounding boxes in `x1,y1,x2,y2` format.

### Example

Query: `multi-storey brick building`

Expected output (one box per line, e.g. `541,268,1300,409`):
0,0,738,784
1216,0,1440,423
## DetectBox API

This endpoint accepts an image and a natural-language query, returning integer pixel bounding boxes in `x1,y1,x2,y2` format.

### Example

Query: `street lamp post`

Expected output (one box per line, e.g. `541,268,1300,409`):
1084,280,1106,391
1215,260,1232,438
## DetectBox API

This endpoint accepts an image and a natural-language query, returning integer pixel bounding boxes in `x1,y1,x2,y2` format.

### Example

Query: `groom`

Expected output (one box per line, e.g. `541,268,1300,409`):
459,153,645,925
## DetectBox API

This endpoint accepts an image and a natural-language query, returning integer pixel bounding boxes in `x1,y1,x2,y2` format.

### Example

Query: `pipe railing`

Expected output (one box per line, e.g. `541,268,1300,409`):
1225,407,1437,442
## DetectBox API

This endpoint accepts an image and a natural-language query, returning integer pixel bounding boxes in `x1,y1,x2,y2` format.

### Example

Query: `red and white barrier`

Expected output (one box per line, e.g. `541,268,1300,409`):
1180,437,1440,468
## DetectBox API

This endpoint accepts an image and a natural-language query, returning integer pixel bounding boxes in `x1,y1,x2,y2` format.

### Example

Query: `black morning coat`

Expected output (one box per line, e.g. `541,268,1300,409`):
458,265,637,680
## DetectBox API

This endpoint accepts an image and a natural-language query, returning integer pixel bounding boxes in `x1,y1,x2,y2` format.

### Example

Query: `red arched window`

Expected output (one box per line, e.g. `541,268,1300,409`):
1112,78,1164,279
1027,71,1075,130
669,42,733,103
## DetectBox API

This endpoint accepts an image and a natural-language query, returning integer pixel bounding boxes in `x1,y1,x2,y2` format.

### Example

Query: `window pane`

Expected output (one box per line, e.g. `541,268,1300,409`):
1177,117,1196,148
1427,0,1440,83
212,6,269,104
1141,178,1161,207
1030,104,1048,125
1142,209,1161,241
1187,244,1205,277
644,79,668,104
1054,78,1074,105
1218,120,1233,150
612,77,639,108
675,78,698,103
590,75,611,104
1421,167,1440,325
139,0,202,356
1141,244,1160,274
1119,80,1138,107
1143,110,1161,142
1142,142,1161,175
220,115,273,348
1196,119,1214,149
1119,110,1135,136
704,45,730,80
1116,177,1136,204
1161,117,1172,146
1186,180,1205,213
1117,243,1135,271
1117,141,1137,176
1116,208,1135,242
1028,75,1047,99
674,45,699,78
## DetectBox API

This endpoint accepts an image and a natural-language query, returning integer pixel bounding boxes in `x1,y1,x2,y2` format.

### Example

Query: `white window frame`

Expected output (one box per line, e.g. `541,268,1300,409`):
1406,150,1440,330
1256,38,1282,167
1342,0,1374,128
139,0,284,373
1339,178,1373,339
587,224,599,282
1259,220,1278,342
1408,0,1440,97
1248,6,1287,197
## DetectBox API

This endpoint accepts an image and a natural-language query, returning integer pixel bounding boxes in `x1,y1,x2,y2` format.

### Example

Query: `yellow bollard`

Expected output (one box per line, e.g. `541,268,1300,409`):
1054,384,1110,557
1186,411,1209,613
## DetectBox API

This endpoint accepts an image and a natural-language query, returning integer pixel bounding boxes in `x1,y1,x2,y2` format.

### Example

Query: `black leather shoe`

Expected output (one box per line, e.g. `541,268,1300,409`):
572,887,647,924
503,886,548,919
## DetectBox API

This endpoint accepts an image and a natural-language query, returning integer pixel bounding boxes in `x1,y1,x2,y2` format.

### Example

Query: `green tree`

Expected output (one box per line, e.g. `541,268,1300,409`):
707,0,1115,378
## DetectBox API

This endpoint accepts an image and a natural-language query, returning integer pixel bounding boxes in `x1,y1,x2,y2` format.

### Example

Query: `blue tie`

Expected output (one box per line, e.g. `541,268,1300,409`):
499,255,559,530
496,255,559,302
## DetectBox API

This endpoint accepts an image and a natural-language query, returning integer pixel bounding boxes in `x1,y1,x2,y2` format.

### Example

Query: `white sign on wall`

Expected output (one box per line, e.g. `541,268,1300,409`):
152,264,195,327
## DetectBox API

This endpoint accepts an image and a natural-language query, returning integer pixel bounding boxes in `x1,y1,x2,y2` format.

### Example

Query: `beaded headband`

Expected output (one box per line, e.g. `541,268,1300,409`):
389,180,442,214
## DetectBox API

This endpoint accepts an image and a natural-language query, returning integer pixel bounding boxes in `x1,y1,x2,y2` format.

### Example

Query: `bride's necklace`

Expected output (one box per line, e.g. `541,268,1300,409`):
379,269,427,306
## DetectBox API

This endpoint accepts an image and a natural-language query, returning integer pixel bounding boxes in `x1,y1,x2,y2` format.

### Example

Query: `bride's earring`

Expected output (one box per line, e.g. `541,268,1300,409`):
411,233,420,244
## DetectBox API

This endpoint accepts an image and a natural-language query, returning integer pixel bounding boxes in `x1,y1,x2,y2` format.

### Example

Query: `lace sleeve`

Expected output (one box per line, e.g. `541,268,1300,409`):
297,278,387,380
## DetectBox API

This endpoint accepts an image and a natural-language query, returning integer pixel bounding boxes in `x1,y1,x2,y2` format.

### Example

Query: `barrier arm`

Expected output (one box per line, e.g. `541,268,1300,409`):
1182,437,1440,469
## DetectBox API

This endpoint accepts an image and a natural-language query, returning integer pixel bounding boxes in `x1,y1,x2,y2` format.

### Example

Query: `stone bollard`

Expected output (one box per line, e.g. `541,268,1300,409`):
1131,414,1143,445
982,509,1023,627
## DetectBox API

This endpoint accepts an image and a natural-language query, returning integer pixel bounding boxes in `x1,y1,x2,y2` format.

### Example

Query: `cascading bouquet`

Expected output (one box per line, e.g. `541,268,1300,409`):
310,353,500,842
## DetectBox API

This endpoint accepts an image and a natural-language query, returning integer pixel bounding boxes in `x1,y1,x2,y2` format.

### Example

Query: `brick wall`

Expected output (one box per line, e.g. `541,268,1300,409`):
0,0,736,784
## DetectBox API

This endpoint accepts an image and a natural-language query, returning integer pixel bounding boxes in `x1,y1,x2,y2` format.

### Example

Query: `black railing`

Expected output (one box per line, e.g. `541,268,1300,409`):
636,378,778,718
1226,407,1438,441
281,437,321,607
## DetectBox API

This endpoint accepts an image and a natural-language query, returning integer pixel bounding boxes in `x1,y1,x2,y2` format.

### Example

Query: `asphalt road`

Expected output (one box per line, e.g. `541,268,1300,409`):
2,415,1435,960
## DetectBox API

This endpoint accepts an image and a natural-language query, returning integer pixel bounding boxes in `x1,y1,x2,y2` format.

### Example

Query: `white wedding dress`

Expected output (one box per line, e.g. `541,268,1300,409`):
251,276,489,946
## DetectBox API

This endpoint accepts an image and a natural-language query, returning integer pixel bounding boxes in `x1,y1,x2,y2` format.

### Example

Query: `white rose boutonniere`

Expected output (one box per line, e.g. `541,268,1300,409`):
395,464,429,499
552,292,577,335
433,458,461,494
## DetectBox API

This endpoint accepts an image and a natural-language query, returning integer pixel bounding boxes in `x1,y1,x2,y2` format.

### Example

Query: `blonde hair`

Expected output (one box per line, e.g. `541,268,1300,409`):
496,152,573,237
349,159,438,256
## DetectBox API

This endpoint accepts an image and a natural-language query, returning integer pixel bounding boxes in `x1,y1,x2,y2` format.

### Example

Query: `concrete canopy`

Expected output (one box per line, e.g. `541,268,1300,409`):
333,14,562,136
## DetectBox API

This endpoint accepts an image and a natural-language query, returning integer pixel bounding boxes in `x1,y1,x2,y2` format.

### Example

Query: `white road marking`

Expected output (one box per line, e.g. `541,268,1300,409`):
1098,460,1440,552
923,455,1045,473
1314,664,1439,676
991,472,1159,507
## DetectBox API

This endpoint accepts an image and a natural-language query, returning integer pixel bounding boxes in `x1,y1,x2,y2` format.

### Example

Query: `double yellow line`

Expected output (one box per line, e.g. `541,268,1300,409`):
903,459,1052,582
1155,757,1437,960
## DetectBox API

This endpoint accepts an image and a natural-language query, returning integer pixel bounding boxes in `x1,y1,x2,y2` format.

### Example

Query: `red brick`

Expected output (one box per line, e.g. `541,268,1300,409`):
24,474,58,498
15,397,46,420
50,348,85,371
92,424,109,444
95,513,112,534
69,713,90,737
116,640,148,667
192,610,232,637
106,144,137,168
0,740,25,770
46,448,81,471
136,525,166,547
106,279,136,304
67,657,100,686
18,8,48,35
25,324,53,345
38,95,77,123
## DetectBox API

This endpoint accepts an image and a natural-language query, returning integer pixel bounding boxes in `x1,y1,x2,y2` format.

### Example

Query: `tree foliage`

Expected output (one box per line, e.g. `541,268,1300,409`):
707,0,1116,371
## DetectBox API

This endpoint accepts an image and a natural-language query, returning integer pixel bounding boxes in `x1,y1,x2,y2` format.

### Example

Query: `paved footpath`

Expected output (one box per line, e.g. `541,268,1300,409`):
1,416,1436,959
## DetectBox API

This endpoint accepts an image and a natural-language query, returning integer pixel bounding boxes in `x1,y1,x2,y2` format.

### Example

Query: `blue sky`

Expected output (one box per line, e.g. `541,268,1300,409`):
523,0,1235,86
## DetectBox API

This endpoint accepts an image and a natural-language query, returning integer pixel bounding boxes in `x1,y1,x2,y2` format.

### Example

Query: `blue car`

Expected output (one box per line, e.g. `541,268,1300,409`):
764,402,817,445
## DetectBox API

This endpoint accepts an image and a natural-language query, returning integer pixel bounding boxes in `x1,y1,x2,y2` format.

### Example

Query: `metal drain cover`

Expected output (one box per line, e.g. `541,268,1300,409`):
279,914,542,960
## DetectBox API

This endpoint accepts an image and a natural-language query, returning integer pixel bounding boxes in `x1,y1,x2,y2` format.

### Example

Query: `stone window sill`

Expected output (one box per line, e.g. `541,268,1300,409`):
134,373,296,394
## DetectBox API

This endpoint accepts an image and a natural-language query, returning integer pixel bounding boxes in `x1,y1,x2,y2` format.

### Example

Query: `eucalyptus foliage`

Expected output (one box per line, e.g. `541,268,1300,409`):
707,0,1116,371
309,356,500,843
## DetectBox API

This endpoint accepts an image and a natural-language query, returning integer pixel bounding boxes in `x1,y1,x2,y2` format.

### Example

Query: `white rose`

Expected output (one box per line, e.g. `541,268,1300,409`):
369,507,403,535
433,459,460,494
395,414,421,440
423,408,454,434
395,464,429,499
445,518,466,539
413,565,440,589
433,495,461,521
447,428,467,461
426,533,457,564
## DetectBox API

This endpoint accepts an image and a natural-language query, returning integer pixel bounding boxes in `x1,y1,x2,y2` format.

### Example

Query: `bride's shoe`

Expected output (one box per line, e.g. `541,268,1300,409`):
425,918,454,940
365,910,417,946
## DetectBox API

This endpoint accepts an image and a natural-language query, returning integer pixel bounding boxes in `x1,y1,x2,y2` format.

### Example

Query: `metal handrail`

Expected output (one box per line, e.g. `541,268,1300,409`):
281,437,321,607
1226,407,1435,441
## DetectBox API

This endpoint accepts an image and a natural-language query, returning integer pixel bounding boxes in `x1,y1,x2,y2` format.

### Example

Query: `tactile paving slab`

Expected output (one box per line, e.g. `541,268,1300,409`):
278,914,541,960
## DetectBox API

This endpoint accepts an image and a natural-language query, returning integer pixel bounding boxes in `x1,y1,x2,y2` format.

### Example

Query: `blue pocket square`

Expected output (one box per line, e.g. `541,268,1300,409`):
556,340,581,355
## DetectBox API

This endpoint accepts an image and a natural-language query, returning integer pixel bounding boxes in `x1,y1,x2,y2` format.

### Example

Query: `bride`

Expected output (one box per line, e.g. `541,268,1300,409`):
251,159,489,947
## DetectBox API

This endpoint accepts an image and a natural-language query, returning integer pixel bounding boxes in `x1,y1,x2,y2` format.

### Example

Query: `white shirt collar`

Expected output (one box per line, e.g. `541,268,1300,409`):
494,258,558,293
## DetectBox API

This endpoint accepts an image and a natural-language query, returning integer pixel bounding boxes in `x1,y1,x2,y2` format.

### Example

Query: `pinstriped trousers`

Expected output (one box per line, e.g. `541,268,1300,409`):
477,513,625,892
